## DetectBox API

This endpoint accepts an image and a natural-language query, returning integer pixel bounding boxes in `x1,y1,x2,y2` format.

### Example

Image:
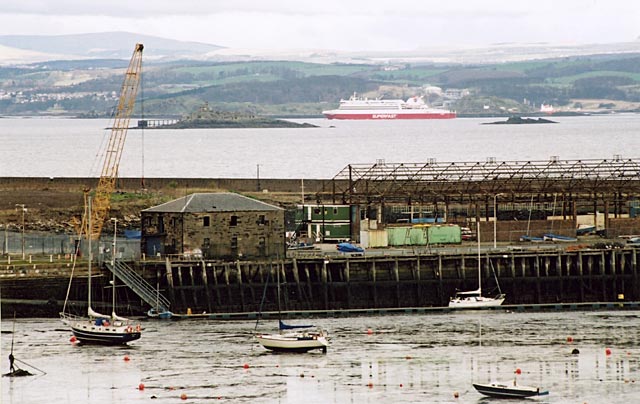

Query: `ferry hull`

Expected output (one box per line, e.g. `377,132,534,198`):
323,112,456,120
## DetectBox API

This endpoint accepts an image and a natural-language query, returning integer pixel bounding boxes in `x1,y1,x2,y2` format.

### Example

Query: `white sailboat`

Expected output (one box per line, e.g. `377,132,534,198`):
60,201,141,345
449,223,505,309
255,262,328,353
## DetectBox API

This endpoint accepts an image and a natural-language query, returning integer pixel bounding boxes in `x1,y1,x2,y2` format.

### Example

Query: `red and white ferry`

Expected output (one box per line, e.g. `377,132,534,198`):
322,93,456,120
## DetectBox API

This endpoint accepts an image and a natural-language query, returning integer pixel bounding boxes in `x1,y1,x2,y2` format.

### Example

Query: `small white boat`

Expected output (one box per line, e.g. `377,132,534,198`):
255,263,329,353
255,328,329,353
449,288,505,308
449,224,505,309
473,381,549,398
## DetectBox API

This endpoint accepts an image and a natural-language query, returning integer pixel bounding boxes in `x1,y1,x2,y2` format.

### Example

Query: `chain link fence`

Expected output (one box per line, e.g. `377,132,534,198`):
1,230,140,261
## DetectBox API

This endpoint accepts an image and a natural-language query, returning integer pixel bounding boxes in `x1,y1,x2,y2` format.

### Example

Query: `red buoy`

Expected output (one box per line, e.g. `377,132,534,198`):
124,355,130,362
243,363,250,369
567,336,573,343
367,329,373,335
70,336,77,343
180,393,187,400
138,383,145,391
515,368,522,375
606,348,612,356
367,382,374,388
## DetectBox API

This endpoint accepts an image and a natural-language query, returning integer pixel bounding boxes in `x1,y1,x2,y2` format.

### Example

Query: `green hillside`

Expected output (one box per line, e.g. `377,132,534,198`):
1,53,640,117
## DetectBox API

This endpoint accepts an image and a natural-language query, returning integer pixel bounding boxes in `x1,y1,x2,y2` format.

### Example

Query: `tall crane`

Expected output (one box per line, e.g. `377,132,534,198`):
83,43,144,239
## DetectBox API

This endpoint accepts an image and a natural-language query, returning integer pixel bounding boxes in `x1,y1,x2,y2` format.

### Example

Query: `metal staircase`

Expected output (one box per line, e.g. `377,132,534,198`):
105,260,171,312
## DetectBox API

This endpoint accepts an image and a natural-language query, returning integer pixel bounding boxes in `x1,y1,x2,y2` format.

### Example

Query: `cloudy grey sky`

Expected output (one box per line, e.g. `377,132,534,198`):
0,1,637,51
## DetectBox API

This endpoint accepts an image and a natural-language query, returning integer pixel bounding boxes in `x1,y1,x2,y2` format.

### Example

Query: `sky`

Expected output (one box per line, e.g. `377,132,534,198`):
0,1,638,52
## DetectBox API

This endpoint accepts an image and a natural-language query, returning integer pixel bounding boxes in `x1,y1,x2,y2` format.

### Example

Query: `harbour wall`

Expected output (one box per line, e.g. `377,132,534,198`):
0,177,330,194
2,246,639,317
148,248,638,315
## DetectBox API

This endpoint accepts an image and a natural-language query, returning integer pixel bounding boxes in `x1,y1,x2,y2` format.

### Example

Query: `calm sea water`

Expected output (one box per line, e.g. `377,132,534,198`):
1,114,639,179
2,310,639,403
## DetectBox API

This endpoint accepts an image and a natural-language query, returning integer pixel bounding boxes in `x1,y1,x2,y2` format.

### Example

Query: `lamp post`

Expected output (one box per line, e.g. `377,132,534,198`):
256,164,261,191
111,218,118,266
15,204,26,259
493,194,503,249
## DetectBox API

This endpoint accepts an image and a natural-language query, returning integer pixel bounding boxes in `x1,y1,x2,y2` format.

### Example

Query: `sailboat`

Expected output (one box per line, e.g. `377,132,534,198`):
147,276,174,319
449,223,505,309
60,200,141,345
255,262,328,353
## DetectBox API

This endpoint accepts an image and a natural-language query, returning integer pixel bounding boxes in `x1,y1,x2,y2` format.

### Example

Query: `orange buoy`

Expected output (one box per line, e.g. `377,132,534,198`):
124,355,130,362
367,329,373,335
367,382,374,388
243,363,250,369
138,383,145,391
180,393,187,400
567,336,573,343
70,336,77,343
515,368,522,375
606,348,612,356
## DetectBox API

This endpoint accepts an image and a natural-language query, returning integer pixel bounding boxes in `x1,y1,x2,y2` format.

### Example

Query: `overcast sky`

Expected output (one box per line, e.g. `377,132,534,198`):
0,1,638,52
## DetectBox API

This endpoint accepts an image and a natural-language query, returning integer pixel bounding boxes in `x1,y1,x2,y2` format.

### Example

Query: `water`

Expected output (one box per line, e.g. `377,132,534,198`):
1,115,639,179
2,310,640,403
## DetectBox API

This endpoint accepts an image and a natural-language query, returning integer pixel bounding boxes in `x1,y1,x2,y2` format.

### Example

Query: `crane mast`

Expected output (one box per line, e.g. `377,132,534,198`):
85,43,144,239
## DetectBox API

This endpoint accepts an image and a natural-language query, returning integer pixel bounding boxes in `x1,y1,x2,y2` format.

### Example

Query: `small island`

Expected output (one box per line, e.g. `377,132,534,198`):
151,102,317,129
483,116,558,125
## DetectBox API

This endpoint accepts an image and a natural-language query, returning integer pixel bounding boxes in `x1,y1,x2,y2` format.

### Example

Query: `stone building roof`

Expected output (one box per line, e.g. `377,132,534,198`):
142,192,283,213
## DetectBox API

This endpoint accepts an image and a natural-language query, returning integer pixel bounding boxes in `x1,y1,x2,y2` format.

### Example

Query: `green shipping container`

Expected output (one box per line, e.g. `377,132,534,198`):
427,225,461,244
387,227,427,246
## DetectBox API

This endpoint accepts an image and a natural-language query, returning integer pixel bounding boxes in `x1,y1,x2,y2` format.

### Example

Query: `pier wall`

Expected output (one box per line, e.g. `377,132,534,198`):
141,247,640,315
2,246,639,317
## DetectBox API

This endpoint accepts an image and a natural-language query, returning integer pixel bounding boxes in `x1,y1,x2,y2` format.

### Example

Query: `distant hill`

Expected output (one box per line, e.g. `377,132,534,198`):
0,31,225,63
1,36,640,118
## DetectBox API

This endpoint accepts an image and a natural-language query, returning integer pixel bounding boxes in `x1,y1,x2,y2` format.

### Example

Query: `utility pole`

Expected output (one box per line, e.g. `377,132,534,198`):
15,204,26,259
493,194,503,249
257,164,261,191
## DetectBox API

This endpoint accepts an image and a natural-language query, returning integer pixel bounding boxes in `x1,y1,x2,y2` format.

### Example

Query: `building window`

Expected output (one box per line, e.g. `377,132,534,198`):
258,215,266,225
230,215,238,226
333,207,338,214
231,235,238,255
203,216,210,227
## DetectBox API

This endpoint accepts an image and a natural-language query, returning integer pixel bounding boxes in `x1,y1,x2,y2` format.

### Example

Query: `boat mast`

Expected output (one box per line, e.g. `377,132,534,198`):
87,197,92,314
111,218,117,319
477,222,482,293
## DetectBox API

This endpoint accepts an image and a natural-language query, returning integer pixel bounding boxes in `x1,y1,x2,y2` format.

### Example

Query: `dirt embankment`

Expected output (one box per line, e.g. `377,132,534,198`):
0,178,312,235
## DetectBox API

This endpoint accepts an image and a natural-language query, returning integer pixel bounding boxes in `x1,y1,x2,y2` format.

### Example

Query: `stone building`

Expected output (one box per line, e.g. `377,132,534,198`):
140,192,285,260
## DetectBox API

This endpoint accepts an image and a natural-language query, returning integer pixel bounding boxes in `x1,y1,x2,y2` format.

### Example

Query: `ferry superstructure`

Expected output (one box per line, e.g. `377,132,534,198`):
322,93,456,120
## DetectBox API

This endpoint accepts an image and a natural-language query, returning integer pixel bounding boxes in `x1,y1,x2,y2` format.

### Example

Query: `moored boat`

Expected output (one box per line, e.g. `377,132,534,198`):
322,93,456,120
255,328,329,353
60,204,141,345
473,381,549,398
449,223,505,309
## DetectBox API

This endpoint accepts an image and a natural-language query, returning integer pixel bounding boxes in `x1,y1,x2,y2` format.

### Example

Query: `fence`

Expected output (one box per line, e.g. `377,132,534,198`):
1,230,140,261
